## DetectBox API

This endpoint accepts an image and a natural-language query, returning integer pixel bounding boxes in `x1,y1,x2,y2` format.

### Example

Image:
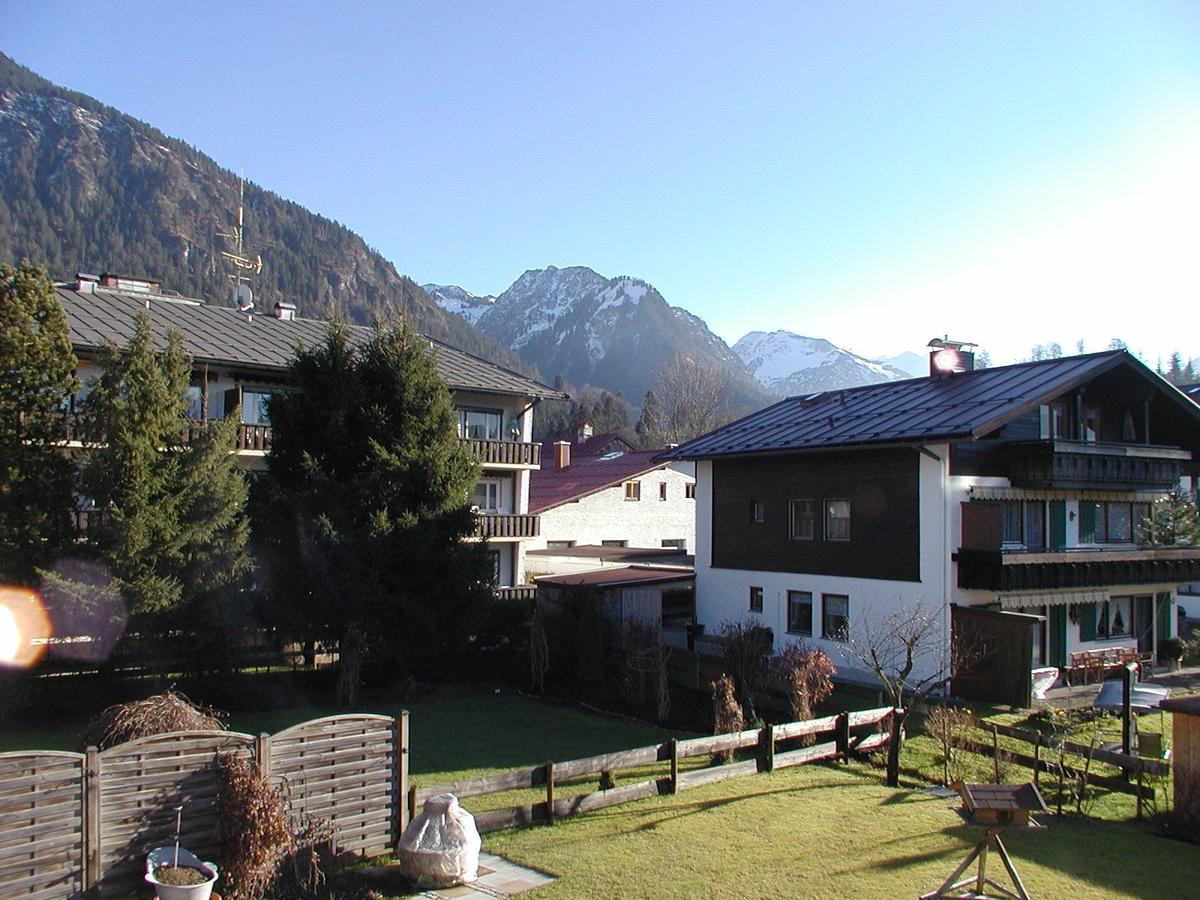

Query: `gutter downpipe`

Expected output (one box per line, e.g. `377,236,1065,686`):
920,445,952,693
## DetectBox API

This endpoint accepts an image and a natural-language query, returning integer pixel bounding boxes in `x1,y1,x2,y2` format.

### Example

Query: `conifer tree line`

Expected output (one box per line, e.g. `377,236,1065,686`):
0,264,492,703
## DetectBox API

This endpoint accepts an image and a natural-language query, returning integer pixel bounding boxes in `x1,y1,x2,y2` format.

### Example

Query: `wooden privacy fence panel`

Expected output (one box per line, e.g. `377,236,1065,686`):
412,708,896,834
270,714,400,857
97,730,255,897
0,752,85,900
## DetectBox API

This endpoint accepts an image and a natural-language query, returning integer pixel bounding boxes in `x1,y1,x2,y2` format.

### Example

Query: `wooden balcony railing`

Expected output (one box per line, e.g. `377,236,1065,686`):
1007,440,1187,491
474,513,540,540
235,423,271,452
956,545,1200,591
459,438,541,467
495,585,538,603
59,412,271,454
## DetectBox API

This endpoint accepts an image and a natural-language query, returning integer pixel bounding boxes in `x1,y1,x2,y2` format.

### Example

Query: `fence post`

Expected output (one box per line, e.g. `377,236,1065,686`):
1033,733,1041,787
84,746,100,890
545,761,556,825
991,724,1001,782
396,711,410,832
763,724,775,773
669,738,679,793
255,732,271,771
836,712,850,762
408,786,419,827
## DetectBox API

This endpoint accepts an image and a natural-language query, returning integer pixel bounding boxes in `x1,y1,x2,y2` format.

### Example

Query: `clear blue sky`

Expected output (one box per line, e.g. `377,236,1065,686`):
7,2,1199,365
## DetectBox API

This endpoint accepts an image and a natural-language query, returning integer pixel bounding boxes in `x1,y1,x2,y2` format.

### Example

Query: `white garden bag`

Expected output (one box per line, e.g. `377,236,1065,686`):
397,793,481,888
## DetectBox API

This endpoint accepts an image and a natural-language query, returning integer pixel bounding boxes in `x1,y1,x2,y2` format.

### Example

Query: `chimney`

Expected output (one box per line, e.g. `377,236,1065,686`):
927,337,976,376
74,272,99,293
273,300,298,321
99,273,160,294
577,422,593,443
554,440,571,470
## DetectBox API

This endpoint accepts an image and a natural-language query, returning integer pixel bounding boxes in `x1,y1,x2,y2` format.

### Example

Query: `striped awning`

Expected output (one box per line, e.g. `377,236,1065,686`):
968,486,1163,502
999,589,1108,611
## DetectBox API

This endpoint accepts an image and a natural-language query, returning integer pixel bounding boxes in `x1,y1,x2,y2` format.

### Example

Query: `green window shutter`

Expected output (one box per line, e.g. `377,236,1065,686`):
1079,502,1096,543
1049,501,1067,550
1156,592,1173,642
1048,606,1067,667
1078,602,1097,642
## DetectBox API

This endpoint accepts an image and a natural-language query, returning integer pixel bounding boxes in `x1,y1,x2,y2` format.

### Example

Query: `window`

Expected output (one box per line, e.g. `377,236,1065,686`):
471,479,502,512
749,586,764,613
659,482,668,501
1001,500,1045,549
825,500,851,542
488,549,502,583
750,500,765,523
789,499,815,541
184,385,203,421
1083,502,1152,544
242,388,273,426
787,591,813,635
624,481,641,501
546,540,576,550
601,539,628,548
661,538,686,549
822,594,849,640
1096,596,1132,638
685,483,696,499
458,408,502,441
1105,502,1132,543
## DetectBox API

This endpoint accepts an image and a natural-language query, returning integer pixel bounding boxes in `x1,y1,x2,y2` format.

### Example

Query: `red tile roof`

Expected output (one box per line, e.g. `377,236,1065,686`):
574,432,637,456
529,448,676,513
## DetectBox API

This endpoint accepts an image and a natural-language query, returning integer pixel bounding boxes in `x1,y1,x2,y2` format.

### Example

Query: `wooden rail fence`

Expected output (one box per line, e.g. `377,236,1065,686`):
410,707,895,833
0,713,406,898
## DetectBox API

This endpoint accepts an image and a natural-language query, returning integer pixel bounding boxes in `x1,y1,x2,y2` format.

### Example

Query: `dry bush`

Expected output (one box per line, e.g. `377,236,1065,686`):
283,810,340,897
217,752,294,900
619,618,670,722
710,674,745,764
924,705,977,786
770,646,836,723
718,620,773,718
80,690,224,749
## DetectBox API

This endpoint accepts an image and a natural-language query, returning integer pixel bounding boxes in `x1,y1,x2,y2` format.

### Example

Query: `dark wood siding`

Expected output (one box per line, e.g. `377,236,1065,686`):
711,449,921,582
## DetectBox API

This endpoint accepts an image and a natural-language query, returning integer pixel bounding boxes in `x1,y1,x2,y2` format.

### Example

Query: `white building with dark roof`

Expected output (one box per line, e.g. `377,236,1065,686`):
57,273,566,593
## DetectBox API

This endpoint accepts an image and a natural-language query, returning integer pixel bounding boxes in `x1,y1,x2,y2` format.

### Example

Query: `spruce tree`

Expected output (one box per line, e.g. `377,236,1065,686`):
257,319,490,705
0,263,79,583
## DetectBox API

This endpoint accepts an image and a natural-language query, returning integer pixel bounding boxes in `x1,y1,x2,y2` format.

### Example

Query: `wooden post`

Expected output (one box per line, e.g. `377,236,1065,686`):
255,732,271,771
991,724,1001,782
1033,734,1041,787
1121,663,1135,763
669,738,679,794
408,786,418,827
1136,769,1144,820
763,724,775,773
84,746,100,890
545,761,555,825
836,712,851,762
397,712,410,832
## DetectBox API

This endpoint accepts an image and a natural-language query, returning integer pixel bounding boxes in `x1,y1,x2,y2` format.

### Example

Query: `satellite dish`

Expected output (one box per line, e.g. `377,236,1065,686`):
235,283,254,312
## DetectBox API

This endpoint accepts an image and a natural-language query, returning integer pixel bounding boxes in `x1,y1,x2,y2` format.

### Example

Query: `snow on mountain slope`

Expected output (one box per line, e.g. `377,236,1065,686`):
422,283,495,327
877,350,928,379
734,331,913,396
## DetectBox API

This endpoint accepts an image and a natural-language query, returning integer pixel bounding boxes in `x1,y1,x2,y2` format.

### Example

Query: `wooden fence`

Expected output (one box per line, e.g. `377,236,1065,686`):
0,713,406,898
410,707,895,833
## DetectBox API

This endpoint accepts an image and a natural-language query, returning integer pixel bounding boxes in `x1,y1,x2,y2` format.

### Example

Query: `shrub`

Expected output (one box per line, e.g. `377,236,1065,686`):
217,753,294,900
710,674,745,764
1160,637,1185,662
619,618,670,722
770,646,836,723
718,620,773,717
80,690,224,750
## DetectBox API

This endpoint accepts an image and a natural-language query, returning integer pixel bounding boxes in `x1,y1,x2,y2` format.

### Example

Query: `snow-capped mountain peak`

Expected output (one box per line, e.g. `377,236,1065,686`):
421,283,495,327
734,330,912,396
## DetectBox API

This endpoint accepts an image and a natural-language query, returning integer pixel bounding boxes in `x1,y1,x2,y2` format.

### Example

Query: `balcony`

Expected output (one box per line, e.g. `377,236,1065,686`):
459,438,541,468
956,545,1200,591
1006,440,1187,491
495,585,538,603
62,412,271,454
474,513,540,540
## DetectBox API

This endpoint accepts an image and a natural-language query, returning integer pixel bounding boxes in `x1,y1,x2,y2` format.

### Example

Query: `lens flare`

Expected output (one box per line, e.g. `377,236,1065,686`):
0,586,52,668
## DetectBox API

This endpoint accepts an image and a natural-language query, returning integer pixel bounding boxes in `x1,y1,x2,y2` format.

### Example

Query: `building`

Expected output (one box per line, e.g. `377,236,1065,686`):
56,273,565,594
658,348,1200,698
526,437,696,557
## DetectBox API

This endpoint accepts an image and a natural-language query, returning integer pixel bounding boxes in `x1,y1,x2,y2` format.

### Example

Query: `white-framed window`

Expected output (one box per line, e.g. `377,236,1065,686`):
1001,500,1044,549
822,594,849,640
1097,596,1132,638
472,479,503,512
242,388,273,425
825,500,851,542
624,481,641,501
685,483,696,499
659,482,668,501
458,407,503,441
601,539,628,548
789,499,815,541
749,586,763,613
547,540,575,550
787,591,813,635
661,538,686,549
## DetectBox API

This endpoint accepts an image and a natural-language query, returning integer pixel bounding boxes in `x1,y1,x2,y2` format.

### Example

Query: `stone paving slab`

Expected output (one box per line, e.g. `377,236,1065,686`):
410,852,555,898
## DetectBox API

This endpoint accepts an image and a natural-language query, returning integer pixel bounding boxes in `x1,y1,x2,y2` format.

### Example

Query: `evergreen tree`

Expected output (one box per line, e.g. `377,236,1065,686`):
79,314,249,621
636,390,663,448
255,320,491,705
0,262,79,582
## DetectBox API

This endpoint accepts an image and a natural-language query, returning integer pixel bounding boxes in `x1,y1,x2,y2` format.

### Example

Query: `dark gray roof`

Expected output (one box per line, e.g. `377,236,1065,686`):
659,350,1199,460
57,287,563,399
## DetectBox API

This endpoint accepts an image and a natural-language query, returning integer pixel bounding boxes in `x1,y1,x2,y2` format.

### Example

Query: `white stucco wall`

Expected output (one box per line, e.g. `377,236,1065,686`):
527,463,696,553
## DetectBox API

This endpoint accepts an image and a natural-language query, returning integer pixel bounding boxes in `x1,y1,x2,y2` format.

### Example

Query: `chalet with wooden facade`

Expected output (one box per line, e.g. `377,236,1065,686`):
56,273,565,594
659,348,1200,700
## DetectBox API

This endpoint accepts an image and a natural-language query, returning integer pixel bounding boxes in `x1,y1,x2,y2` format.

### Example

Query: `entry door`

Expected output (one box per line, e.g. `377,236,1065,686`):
1134,595,1154,652
1047,606,1067,668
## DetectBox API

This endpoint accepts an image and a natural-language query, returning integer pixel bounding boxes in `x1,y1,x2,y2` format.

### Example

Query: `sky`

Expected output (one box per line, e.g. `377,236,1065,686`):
6,1,1200,366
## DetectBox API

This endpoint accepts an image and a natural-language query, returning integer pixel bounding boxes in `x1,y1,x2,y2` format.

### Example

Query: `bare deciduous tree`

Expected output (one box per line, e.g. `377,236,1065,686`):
638,352,726,445
845,601,973,787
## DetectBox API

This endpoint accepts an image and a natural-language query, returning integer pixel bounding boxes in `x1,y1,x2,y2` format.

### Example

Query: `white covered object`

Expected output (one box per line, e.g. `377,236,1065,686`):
397,793,481,888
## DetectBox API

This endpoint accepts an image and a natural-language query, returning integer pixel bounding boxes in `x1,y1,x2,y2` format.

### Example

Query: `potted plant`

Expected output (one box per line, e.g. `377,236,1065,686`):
1159,636,1185,671
145,805,219,900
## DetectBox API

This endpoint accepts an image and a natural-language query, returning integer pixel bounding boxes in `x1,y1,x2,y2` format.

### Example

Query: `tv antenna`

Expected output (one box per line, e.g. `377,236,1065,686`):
217,175,263,314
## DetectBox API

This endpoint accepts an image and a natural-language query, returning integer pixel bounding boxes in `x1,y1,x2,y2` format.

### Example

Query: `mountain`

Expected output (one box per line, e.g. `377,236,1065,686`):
420,284,495,327
432,265,770,412
734,331,913,396
877,351,928,379
0,53,536,378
